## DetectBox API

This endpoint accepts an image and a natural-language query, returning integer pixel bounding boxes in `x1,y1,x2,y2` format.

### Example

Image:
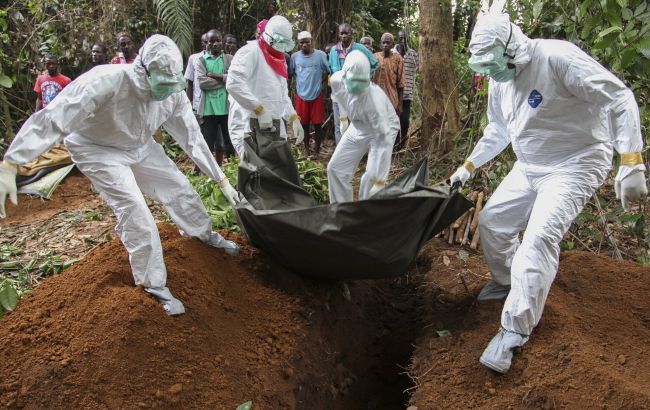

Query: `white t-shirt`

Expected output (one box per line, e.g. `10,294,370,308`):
184,51,205,112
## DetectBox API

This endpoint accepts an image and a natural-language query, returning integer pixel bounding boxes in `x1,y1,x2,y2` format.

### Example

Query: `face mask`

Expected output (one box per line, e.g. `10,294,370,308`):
143,65,186,101
345,73,370,95
264,32,295,53
489,66,515,82
468,45,509,75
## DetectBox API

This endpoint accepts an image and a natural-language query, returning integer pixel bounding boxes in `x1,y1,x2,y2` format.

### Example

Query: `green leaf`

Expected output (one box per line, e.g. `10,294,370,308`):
579,0,594,20
533,0,544,20
593,35,619,49
634,2,647,16
616,0,627,8
597,26,623,38
620,47,638,67
622,7,633,20
236,401,252,410
634,214,646,236
0,74,12,88
604,11,623,27
0,282,19,311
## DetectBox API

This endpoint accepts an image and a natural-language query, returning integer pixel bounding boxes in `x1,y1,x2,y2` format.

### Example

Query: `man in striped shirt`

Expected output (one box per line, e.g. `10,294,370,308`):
394,29,420,152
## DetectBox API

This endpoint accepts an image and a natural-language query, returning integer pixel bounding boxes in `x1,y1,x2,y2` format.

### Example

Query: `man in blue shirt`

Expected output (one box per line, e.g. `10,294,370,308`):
290,31,330,157
328,23,378,144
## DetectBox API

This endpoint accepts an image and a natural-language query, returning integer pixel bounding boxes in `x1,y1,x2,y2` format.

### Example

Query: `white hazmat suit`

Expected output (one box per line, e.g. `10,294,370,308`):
226,15,303,157
0,35,240,316
327,50,400,203
451,14,647,373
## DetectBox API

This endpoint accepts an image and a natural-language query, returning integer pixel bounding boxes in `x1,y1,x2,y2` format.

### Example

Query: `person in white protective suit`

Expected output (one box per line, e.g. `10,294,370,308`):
450,13,648,373
226,15,304,157
327,50,400,203
0,35,242,316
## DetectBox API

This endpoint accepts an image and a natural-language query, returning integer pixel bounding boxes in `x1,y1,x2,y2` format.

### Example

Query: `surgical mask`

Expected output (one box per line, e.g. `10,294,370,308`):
143,63,186,101
489,66,515,82
345,73,370,95
468,45,509,74
264,32,295,53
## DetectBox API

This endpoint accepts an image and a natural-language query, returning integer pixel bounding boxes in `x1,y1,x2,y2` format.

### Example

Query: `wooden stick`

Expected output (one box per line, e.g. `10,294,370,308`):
462,211,473,245
470,226,481,249
452,192,477,230
454,210,470,242
448,227,455,244
470,192,484,235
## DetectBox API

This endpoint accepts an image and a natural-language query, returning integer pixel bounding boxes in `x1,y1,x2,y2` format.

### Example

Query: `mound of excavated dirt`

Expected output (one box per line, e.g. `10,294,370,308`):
0,223,419,409
409,241,650,409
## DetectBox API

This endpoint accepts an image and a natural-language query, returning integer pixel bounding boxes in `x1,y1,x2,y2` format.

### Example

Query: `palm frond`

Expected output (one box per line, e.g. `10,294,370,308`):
152,0,193,57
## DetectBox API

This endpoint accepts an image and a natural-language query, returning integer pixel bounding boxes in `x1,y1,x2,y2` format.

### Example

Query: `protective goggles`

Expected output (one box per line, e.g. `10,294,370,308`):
264,32,295,53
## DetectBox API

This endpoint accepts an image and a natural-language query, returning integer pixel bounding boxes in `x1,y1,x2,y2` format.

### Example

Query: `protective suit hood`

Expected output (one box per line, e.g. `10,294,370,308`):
469,13,531,68
265,15,293,40
342,50,371,95
130,35,184,95
263,15,295,52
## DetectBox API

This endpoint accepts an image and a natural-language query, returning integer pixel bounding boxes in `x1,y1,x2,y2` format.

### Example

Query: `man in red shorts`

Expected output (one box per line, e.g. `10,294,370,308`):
290,31,330,157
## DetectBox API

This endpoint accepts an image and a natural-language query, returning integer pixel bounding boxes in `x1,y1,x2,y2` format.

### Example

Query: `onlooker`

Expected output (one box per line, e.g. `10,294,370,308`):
329,23,378,144
185,32,208,112
372,33,405,149
290,31,330,157
195,29,234,164
111,32,138,64
224,34,238,56
34,54,71,112
360,36,374,53
393,29,420,151
91,43,108,66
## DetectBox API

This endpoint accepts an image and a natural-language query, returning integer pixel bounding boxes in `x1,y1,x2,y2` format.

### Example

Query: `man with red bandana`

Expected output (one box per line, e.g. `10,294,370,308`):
226,15,304,157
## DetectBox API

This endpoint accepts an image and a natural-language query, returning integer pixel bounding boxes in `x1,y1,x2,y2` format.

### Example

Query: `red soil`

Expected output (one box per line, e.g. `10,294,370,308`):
409,240,650,409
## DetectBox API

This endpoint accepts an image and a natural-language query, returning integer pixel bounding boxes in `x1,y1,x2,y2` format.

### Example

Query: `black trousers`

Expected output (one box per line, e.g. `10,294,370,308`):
201,115,234,154
396,99,412,151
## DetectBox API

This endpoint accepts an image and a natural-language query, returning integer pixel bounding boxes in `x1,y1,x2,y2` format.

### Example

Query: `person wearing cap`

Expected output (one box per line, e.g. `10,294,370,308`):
450,11,648,373
0,35,241,316
372,33,405,122
360,36,374,53
289,31,330,157
226,16,303,157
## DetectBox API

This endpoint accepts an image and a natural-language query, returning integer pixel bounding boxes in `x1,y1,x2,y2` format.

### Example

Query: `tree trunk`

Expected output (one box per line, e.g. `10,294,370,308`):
303,0,351,49
418,0,460,155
